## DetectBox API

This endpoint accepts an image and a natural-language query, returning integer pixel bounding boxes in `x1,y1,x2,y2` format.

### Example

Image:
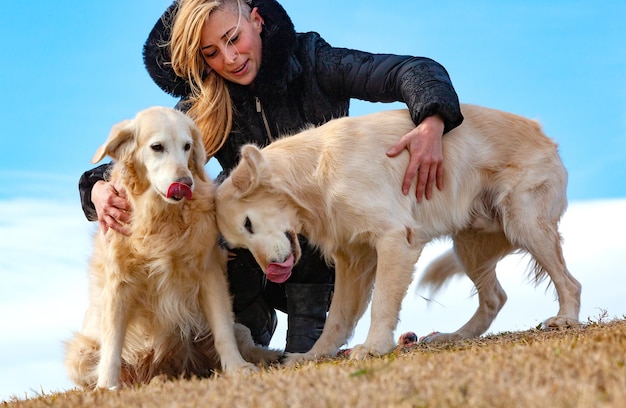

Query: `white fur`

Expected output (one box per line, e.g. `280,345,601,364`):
215,104,581,362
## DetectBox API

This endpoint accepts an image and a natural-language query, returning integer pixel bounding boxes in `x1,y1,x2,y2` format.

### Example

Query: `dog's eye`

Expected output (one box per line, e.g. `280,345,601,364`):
244,217,253,234
151,143,164,152
184,142,191,152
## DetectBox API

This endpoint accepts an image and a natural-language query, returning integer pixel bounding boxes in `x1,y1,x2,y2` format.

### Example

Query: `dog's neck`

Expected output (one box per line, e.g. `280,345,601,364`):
111,163,190,239
262,145,336,253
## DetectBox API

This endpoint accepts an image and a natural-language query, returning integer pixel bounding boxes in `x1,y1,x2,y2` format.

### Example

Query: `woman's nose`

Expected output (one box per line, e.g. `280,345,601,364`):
224,43,238,64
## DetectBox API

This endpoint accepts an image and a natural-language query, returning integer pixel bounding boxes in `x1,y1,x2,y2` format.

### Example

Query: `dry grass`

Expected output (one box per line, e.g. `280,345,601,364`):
4,316,625,408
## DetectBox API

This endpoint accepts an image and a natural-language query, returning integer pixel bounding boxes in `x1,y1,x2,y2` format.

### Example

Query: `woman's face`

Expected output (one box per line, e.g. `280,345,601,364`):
200,6,264,86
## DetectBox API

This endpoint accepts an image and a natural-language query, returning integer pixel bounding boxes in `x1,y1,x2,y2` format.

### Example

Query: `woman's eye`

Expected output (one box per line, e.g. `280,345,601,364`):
151,143,163,152
203,49,217,59
244,217,253,234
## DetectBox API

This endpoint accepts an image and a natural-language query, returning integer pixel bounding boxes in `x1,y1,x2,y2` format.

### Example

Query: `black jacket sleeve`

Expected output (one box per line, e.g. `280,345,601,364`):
311,35,463,134
78,163,111,221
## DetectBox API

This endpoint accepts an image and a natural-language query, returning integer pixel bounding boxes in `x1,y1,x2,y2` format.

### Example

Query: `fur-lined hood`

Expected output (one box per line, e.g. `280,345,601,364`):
143,0,300,98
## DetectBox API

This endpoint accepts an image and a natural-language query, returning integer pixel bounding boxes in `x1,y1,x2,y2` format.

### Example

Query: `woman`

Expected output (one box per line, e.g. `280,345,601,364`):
79,0,463,353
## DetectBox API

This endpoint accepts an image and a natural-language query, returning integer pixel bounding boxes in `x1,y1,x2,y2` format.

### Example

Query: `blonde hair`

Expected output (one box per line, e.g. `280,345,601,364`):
169,0,251,157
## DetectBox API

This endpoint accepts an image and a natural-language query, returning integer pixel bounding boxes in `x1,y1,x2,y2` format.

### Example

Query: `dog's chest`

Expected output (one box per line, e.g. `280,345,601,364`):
111,241,204,324
105,226,202,282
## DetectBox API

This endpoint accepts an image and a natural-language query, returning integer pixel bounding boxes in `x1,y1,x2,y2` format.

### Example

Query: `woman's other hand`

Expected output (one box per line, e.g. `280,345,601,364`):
92,180,132,235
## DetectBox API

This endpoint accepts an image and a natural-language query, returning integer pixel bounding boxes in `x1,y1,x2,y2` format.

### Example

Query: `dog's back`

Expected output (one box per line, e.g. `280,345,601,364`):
261,104,566,243
215,104,579,360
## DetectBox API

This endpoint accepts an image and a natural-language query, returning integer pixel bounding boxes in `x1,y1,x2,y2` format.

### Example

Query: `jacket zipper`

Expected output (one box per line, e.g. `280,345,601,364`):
255,97,274,142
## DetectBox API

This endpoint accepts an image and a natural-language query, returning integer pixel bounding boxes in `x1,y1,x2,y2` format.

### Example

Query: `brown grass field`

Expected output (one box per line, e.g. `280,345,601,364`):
4,315,625,407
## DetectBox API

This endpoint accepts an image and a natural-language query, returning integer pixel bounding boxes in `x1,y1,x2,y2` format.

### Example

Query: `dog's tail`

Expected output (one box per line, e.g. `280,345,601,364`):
64,332,100,389
418,249,464,295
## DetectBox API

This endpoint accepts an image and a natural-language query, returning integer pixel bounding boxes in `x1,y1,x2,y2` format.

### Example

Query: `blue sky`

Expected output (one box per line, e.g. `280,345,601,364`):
0,0,625,401
0,0,624,200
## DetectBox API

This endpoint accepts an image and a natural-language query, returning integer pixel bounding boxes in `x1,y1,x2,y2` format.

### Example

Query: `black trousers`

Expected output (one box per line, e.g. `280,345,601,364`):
227,235,334,316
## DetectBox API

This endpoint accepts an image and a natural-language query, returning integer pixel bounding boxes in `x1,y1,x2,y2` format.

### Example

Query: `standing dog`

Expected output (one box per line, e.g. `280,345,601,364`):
65,107,280,389
214,104,581,363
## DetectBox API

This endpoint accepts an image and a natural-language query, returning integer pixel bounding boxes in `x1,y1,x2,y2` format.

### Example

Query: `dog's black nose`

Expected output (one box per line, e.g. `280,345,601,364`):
177,177,193,187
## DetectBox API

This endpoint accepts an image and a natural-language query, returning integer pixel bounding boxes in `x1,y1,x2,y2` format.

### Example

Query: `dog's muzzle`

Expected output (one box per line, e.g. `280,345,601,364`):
265,254,295,284
167,181,193,201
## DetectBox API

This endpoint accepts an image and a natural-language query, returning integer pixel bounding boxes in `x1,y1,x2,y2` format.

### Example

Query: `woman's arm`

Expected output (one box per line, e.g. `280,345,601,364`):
78,163,131,234
312,36,463,132
78,163,111,221
310,36,463,201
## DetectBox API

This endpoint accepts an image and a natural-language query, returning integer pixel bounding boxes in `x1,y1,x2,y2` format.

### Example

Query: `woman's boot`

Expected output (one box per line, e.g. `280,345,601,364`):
285,283,333,353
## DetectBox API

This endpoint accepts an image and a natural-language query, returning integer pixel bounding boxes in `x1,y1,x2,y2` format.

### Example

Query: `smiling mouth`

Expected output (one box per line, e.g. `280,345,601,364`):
233,60,247,74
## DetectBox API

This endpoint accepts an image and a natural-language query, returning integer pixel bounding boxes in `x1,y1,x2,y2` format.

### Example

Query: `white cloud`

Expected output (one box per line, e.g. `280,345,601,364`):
1,198,624,401
0,199,93,401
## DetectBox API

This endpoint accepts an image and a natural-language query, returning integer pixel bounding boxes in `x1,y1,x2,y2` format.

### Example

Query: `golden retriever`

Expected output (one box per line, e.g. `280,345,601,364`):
214,104,581,363
65,107,280,389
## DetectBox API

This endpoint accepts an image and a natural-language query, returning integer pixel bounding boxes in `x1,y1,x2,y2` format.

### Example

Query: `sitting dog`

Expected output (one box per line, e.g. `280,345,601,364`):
214,104,581,362
65,107,280,389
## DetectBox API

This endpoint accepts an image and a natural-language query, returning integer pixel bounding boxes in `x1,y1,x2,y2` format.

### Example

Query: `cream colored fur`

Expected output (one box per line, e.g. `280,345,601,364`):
215,104,581,362
64,107,280,390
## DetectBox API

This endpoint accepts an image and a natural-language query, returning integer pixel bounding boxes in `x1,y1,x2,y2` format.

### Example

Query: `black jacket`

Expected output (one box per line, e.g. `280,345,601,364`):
80,0,463,219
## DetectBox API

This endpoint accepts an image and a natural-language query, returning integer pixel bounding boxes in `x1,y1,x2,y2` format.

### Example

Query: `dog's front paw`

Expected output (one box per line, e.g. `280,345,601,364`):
257,347,284,365
238,362,260,375
242,345,283,366
349,342,395,360
282,352,307,367
283,347,337,366
95,379,119,391
282,351,327,366
96,372,120,391
223,361,259,375
542,316,580,330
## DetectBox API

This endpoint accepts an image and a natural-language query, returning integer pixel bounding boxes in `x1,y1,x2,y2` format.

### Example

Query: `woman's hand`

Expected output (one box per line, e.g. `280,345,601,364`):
92,180,132,235
386,114,445,202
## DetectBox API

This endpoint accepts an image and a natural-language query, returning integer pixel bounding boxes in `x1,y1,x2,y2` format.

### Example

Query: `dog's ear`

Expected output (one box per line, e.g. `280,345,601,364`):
230,144,266,197
189,122,208,182
91,119,135,163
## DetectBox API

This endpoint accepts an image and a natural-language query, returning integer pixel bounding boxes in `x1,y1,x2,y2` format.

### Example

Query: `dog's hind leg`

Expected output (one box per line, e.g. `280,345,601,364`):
506,215,581,329
285,248,376,364
424,229,513,343
504,162,580,328
349,228,422,359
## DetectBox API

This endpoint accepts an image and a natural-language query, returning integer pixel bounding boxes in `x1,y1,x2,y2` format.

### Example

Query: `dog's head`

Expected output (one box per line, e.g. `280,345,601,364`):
92,106,207,203
216,144,302,283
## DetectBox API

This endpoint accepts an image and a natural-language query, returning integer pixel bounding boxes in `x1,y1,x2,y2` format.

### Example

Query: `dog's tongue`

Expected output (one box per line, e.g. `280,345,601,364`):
266,254,295,283
167,182,193,200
